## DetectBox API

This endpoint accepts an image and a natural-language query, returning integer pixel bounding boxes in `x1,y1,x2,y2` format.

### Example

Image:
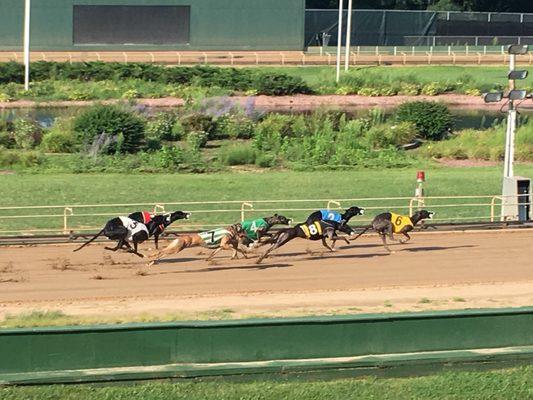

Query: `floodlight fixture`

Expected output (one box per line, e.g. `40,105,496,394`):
508,70,529,80
484,92,503,103
508,89,528,101
507,44,529,55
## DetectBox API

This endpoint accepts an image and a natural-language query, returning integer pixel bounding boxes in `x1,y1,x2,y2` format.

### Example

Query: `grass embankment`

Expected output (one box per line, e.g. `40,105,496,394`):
1,367,532,399
2,167,533,232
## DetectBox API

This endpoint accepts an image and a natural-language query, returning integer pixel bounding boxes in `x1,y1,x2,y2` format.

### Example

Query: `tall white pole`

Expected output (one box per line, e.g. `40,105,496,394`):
503,54,516,179
344,0,353,71
335,0,344,83
24,0,31,91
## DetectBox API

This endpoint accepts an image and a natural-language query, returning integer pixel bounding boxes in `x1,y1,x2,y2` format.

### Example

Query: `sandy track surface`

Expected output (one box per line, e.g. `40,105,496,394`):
4,94,533,111
1,230,532,320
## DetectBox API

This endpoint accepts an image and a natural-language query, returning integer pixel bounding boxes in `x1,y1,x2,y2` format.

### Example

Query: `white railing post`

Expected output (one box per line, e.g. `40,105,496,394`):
241,202,254,222
63,207,73,234
153,204,166,214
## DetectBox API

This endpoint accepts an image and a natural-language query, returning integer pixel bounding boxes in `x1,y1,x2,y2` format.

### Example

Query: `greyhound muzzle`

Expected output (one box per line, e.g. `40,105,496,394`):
288,219,293,225
185,213,191,220
428,212,435,219
360,208,366,215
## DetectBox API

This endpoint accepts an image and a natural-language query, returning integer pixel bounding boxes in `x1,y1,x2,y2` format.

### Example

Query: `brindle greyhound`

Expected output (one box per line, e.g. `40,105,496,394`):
352,210,434,253
148,223,247,267
256,220,355,264
241,214,292,248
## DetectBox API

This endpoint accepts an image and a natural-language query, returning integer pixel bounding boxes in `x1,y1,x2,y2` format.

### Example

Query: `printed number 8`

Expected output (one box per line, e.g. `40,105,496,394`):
395,216,403,226
308,225,318,235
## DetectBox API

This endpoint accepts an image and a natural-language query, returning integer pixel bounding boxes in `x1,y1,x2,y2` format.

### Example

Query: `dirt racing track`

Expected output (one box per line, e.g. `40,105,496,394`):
1,230,533,320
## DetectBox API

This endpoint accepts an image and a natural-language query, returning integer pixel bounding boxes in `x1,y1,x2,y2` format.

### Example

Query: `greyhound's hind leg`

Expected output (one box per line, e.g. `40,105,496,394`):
105,239,124,252
380,233,392,253
148,238,186,266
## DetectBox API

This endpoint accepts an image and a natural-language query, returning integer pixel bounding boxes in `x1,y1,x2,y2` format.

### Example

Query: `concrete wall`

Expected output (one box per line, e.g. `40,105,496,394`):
0,0,305,51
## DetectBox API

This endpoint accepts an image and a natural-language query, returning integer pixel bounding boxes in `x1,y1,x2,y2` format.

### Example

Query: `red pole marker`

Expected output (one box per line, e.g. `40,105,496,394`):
417,171,426,183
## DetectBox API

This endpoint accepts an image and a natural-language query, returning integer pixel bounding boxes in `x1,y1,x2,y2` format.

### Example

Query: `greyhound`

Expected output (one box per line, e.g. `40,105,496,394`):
256,220,355,264
352,210,435,253
306,206,365,249
148,223,248,266
241,214,292,248
73,216,149,258
129,210,191,249
306,206,365,225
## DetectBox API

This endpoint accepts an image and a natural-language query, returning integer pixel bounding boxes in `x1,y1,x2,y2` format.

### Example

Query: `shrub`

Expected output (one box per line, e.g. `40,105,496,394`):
13,118,42,149
218,114,255,139
73,105,146,154
186,131,208,149
255,152,277,168
0,148,42,168
40,118,77,153
395,101,453,141
146,112,178,141
219,143,256,166
180,113,217,140
251,73,311,96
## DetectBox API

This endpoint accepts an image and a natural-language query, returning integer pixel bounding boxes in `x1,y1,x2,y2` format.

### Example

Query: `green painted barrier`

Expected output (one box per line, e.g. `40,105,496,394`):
1,307,533,384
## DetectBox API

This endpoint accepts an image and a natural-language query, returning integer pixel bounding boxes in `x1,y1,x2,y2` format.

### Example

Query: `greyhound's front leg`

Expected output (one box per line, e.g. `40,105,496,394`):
322,237,336,252
400,232,411,244
131,242,144,258
154,234,159,250
332,234,350,245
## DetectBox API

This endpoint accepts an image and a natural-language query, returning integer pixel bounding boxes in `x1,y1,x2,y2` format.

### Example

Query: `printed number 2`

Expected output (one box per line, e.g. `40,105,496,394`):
308,224,318,235
327,213,336,220
395,216,403,226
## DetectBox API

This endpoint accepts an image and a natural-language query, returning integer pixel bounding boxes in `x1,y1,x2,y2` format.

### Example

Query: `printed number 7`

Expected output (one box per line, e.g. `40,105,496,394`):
209,231,215,243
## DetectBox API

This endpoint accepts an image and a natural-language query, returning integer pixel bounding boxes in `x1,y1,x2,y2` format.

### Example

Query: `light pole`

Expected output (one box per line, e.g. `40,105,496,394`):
484,44,530,221
344,0,353,72
335,0,344,83
23,0,31,91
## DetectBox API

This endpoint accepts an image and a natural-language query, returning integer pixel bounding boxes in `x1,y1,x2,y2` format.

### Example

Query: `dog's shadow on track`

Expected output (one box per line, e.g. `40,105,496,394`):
403,245,477,252
153,263,293,275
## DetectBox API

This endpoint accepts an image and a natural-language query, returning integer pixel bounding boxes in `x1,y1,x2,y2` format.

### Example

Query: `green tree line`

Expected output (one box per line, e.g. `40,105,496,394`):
306,0,533,13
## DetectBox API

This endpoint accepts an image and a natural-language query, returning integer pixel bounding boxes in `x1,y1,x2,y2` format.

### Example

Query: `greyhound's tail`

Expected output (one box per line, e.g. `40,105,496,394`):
352,225,372,241
73,229,104,252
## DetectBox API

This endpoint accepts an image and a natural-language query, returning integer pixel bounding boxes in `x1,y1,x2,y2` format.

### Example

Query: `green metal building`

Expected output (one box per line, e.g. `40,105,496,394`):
0,0,305,51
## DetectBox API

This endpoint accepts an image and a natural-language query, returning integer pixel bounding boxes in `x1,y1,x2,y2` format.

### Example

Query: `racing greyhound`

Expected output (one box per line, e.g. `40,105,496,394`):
353,210,434,253
256,220,355,264
306,206,365,249
129,210,190,249
241,214,292,247
73,216,149,258
306,206,365,225
148,223,248,266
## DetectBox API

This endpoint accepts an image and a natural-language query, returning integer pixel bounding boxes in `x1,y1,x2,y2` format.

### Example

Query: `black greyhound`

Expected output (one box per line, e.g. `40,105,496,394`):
353,210,435,253
73,216,149,258
306,206,365,225
241,214,292,247
129,211,191,249
306,206,365,249
256,220,355,264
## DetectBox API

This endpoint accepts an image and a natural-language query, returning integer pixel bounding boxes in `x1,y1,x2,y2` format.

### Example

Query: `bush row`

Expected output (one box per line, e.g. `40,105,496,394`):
0,62,311,96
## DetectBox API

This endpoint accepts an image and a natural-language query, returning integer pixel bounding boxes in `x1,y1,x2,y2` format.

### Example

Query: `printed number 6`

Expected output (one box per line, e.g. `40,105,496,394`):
395,216,403,226
309,225,318,235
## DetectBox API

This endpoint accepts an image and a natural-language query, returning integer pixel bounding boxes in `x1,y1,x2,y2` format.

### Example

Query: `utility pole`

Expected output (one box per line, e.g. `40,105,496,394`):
484,44,531,221
336,0,344,83
24,0,31,91
344,0,353,72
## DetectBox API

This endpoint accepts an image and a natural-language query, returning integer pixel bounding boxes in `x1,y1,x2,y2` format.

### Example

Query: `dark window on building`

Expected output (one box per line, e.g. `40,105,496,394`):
73,6,190,45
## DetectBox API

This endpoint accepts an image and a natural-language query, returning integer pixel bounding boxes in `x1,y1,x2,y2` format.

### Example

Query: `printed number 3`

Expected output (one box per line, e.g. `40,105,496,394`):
308,225,318,235
395,216,403,226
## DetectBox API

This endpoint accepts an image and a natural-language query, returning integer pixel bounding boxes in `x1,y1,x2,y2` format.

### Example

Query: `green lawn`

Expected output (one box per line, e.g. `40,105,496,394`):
264,65,533,91
1,366,532,400
2,166,533,233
